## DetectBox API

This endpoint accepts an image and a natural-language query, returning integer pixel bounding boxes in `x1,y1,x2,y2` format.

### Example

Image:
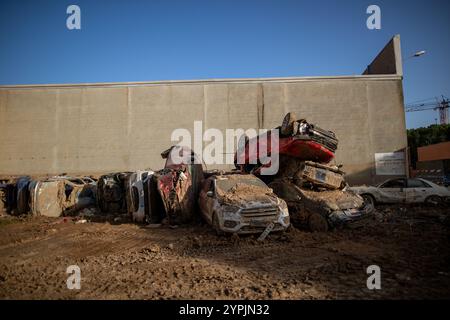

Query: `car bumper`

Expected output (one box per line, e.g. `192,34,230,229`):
219,215,290,234
328,204,374,226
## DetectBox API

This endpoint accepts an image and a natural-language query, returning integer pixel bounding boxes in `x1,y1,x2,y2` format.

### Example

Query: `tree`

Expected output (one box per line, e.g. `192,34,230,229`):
407,124,450,168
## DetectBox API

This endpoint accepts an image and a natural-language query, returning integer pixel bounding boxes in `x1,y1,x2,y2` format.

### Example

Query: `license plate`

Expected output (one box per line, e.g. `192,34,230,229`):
250,219,271,227
257,223,275,242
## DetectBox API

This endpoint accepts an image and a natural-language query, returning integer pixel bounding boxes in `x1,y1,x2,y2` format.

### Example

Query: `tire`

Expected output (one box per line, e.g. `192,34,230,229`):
308,212,329,232
281,112,297,136
361,194,375,208
425,195,441,207
212,212,225,236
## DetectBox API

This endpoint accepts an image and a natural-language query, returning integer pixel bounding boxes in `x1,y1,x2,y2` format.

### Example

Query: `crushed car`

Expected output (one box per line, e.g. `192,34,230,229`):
125,170,154,223
148,146,204,225
268,179,370,232
235,112,338,174
349,178,450,207
0,180,9,215
198,173,290,235
1,176,37,215
97,172,132,213
28,176,97,217
235,112,373,232
267,157,372,232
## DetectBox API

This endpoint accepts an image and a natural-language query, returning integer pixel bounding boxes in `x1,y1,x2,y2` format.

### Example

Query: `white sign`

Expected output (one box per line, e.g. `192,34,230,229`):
375,152,405,176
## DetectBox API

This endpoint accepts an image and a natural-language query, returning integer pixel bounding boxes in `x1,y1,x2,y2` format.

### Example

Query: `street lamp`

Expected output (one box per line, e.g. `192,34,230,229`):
404,50,426,61
413,50,426,57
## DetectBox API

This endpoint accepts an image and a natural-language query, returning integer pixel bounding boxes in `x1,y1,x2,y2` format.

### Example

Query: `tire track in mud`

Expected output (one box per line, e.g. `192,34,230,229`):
1,207,450,299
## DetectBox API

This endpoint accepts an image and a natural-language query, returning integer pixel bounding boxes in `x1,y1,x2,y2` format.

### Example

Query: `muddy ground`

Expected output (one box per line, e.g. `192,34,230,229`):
0,206,449,300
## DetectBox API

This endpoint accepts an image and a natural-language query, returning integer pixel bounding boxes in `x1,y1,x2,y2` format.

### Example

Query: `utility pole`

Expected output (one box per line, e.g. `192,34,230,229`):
437,96,449,125
405,95,450,125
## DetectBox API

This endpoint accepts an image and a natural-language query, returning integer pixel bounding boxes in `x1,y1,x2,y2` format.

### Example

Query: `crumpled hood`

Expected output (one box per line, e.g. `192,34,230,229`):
301,189,364,211
217,184,279,208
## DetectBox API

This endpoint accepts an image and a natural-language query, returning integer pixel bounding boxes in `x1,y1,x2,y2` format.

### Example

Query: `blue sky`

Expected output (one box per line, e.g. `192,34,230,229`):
1,0,449,129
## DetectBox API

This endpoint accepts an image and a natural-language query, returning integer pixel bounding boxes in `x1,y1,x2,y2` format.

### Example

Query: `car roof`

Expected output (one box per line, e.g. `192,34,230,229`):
415,178,440,188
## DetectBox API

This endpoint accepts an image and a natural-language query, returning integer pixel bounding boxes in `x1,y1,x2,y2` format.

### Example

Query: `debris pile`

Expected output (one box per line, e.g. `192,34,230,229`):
236,112,373,232
2,112,446,236
0,176,96,218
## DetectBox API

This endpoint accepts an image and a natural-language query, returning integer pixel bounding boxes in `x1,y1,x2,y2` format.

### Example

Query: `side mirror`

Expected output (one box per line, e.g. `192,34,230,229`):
206,191,214,198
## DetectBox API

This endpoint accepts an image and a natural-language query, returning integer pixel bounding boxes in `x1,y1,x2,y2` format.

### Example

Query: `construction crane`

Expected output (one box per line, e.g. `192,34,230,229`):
405,96,450,125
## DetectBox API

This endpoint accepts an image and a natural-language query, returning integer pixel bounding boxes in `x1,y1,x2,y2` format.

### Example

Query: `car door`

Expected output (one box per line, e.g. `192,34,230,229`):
377,178,407,204
199,179,215,224
405,179,432,203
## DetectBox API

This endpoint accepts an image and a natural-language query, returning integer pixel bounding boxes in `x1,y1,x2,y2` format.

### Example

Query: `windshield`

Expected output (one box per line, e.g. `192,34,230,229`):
216,175,268,193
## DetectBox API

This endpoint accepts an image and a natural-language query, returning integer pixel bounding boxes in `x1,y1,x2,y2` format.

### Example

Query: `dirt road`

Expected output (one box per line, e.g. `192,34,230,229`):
0,206,449,299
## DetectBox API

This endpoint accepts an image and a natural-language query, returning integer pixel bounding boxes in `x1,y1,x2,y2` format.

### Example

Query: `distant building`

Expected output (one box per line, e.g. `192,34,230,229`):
415,141,450,183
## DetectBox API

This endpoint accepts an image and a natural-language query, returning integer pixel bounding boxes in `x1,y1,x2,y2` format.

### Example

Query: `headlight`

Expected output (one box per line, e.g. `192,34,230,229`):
278,199,289,214
222,205,240,213
223,220,239,228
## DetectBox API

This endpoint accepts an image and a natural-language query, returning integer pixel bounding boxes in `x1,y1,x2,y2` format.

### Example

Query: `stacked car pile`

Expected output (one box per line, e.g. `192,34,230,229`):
0,176,97,217
235,113,373,232
1,112,374,236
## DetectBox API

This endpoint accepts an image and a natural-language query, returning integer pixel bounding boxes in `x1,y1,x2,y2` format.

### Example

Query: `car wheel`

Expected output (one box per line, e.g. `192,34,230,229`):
425,195,441,206
212,212,225,236
361,194,375,208
308,212,329,232
281,112,297,136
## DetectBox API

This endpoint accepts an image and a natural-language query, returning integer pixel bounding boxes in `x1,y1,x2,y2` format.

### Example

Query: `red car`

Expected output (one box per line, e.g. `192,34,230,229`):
148,146,204,225
235,113,338,175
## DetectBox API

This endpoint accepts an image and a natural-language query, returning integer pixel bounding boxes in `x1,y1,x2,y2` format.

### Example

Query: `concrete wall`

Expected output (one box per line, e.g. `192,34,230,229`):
363,35,403,76
0,75,406,185
0,35,407,185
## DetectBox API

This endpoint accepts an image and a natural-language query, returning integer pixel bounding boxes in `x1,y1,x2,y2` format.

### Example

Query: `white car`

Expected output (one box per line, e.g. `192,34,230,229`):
350,178,450,206
125,170,154,223
198,173,290,235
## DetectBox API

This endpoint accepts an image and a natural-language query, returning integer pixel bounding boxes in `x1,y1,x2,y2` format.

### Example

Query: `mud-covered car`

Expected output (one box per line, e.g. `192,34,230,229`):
268,179,372,232
125,170,154,223
260,156,372,232
0,180,10,214
198,173,290,235
11,176,32,215
29,176,96,217
349,178,450,207
97,172,132,213
148,146,204,225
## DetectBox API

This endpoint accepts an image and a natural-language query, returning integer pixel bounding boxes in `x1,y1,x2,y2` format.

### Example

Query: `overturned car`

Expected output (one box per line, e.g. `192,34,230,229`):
0,175,96,217
235,112,338,174
97,172,131,214
147,146,204,225
29,176,96,217
125,170,154,223
199,173,290,235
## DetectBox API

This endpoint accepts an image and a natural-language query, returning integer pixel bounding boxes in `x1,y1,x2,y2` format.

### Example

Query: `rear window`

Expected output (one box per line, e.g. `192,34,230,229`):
380,179,406,188
408,179,431,188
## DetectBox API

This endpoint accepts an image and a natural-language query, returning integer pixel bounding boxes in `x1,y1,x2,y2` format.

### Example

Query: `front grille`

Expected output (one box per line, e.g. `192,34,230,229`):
241,206,278,218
